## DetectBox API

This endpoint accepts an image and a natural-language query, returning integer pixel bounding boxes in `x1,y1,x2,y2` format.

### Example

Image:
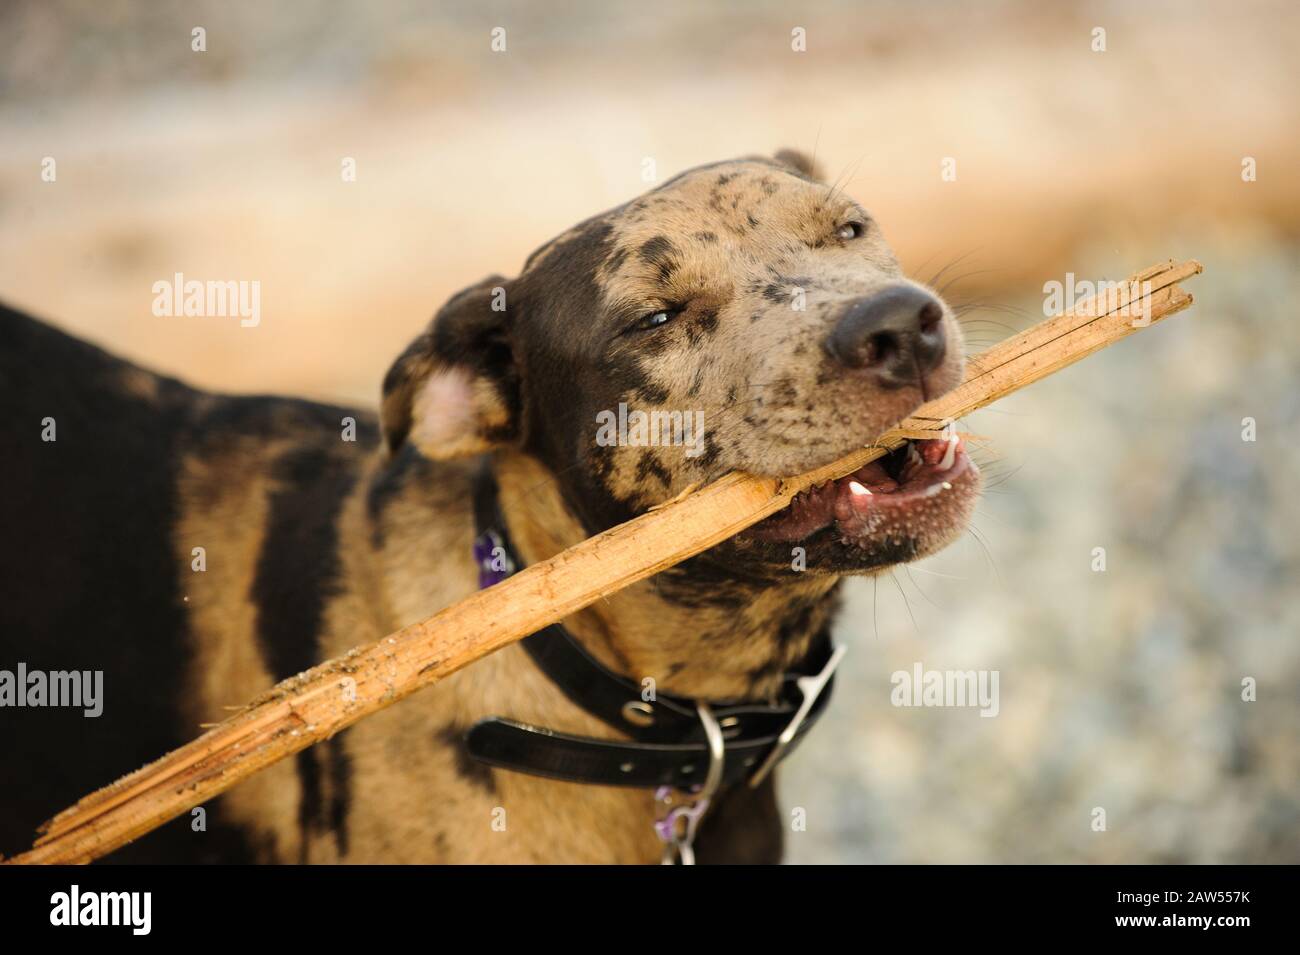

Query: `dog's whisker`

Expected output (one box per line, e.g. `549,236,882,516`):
965,523,1002,587
905,563,969,581
981,466,1025,492
937,266,1007,297
952,300,1030,319
872,575,880,642
924,248,982,290
903,563,949,613
971,506,1013,528
889,568,921,638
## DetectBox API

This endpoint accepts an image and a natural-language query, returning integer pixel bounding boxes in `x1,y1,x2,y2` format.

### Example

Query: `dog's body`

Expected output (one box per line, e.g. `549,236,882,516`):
0,152,978,863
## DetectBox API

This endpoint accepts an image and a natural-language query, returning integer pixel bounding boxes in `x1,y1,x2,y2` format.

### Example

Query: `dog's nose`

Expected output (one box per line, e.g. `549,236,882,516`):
824,285,947,387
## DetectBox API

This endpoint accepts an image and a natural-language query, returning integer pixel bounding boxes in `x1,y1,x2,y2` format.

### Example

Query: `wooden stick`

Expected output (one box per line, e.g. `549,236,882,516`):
5,259,1202,864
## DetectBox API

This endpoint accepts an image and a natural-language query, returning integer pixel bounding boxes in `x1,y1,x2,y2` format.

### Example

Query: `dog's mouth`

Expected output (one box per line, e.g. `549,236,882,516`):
742,435,978,548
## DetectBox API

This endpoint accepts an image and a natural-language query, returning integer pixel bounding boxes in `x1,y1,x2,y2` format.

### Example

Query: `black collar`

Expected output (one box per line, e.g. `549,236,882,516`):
463,462,843,792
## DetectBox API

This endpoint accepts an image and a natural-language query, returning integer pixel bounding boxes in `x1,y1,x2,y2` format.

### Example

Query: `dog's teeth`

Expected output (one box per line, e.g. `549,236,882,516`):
938,433,958,471
848,480,872,496
908,445,923,468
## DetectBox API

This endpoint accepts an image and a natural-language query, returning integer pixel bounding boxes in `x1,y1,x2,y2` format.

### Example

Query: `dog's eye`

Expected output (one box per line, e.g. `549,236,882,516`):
637,309,674,331
836,221,866,241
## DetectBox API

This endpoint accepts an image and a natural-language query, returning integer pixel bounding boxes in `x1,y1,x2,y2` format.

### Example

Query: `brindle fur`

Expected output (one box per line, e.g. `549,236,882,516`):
0,152,975,863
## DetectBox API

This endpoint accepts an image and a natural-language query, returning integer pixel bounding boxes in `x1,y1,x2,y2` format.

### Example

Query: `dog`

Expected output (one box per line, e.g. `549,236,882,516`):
0,150,980,863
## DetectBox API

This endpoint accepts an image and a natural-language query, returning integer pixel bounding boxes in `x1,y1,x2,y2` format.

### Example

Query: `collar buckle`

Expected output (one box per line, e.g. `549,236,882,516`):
656,701,726,865
747,644,848,788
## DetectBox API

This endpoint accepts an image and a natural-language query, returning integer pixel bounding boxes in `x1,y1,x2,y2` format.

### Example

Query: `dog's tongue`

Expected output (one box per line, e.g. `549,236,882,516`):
847,459,898,494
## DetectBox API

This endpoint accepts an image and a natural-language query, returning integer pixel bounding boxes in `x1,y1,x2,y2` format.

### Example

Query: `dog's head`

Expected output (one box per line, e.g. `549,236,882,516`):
381,152,980,576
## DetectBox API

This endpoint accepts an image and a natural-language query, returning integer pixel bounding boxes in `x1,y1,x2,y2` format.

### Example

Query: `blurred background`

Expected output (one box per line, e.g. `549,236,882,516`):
1,0,1295,862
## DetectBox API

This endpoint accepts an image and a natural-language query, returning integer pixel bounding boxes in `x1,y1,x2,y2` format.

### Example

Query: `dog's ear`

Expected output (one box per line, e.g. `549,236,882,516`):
773,148,824,182
379,275,518,458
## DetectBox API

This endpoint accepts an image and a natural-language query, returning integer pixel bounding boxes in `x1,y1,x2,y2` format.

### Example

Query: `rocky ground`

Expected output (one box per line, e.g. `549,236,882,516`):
2,0,1295,863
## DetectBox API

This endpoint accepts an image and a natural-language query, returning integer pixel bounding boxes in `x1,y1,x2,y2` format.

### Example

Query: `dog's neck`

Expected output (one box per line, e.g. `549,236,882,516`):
491,451,840,701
